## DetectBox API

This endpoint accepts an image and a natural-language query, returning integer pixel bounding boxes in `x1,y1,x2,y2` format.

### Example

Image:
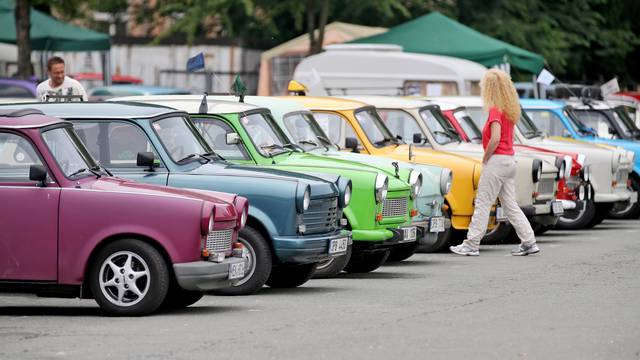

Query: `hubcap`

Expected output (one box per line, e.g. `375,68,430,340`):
234,237,256,286
560,201,588,223
99,251,150,307
315,258,335,271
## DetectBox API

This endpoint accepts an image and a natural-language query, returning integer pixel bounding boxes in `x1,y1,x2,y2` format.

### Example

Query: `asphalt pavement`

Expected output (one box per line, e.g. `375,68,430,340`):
1,219,639,360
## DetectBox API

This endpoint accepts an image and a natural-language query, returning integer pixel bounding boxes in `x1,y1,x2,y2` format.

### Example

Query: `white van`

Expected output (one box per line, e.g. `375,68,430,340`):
293,44,487,97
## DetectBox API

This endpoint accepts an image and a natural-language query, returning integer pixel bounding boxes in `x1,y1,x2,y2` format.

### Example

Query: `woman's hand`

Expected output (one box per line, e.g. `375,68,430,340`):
483,121,501,164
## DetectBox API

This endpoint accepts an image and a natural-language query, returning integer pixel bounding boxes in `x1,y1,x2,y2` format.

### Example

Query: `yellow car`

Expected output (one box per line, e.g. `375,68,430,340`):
282,94,501,251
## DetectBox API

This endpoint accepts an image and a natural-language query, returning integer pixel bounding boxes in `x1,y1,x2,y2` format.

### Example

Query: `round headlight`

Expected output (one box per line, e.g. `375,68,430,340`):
375,173,389,203
584,165,590,182
343,183,352,207
576,153,586,166
240,208,247,227
557,161,566,180
303,188,311,211
564,156,573,179
408,170,422,199
532,159,542,183
577,185,585,201
208,213,215,232
439,168,453,195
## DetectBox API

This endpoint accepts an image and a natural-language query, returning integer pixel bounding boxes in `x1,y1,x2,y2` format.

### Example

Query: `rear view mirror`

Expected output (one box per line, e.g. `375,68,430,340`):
226,133,241,145
413,133,423,144
29,164,47,187
344,137,359,153
137,152,156,172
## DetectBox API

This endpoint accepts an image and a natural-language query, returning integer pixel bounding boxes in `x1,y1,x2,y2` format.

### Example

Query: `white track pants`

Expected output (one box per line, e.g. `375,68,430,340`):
463,155,536,250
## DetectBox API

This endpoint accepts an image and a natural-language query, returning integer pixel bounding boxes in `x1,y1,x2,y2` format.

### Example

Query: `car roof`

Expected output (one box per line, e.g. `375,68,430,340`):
109,95,264,115
277,96,369,111
339,95,430,110
0,108,65,129
563,99,612,110
89,85,190,95
0,101,180,119
422,96,483,108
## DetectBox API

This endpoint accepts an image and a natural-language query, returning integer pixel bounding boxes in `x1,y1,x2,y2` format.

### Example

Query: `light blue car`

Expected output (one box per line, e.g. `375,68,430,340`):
521,99,640,219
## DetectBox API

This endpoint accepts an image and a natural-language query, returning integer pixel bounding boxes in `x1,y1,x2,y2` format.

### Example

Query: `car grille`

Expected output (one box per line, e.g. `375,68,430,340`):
303,197,339,234
537,179,555,197
382,197,408,218
206,229,233,253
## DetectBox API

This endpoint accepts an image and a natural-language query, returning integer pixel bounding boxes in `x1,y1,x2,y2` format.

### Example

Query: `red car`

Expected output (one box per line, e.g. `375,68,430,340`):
0,108,248,316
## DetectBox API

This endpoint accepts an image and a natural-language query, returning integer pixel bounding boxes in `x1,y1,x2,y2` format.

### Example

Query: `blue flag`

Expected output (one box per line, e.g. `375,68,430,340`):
187,53,205,72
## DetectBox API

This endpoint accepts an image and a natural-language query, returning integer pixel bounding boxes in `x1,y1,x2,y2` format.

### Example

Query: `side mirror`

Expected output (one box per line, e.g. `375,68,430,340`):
226,133,241,145
137,152,156,172
29,164,47,187
413,133,423,144
344,137,359,153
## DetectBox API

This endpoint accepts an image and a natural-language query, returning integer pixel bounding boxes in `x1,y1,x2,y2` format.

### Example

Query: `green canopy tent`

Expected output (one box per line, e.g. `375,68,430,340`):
0,0,111,82
350,12,545,74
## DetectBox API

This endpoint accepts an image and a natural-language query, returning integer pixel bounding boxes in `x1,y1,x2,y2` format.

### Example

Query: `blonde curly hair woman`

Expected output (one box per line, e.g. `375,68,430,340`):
450,69,539,256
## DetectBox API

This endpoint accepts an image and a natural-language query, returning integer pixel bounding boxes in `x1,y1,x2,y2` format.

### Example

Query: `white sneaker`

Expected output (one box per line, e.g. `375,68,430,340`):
511,242,540,256
450,243,479,256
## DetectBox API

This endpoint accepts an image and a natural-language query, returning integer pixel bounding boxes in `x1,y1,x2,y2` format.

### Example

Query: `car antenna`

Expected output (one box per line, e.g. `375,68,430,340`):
199,92,208,114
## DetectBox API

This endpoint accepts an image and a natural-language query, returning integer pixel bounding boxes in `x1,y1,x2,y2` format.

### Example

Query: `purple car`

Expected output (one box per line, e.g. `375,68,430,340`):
0,108,249,316
0,78,37,98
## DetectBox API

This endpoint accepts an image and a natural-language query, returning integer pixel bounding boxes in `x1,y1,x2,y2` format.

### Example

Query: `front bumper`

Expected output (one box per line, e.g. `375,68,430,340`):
413,218,451,247
594,188,634,203
173,256,248,291
272,230,352,264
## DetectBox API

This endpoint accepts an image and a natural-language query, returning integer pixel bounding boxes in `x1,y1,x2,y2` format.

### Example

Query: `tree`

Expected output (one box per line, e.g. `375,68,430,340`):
15,0,32,78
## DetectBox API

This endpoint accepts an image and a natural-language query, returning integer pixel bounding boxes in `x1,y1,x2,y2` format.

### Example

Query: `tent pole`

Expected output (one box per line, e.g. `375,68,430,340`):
102,51,112,86
532,75,539,99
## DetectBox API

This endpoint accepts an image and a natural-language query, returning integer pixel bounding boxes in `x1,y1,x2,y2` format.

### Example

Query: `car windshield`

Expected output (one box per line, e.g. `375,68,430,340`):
611,107,640,139
515,111,544,139
465,107,488,128
42,127,97,178
453,109,482,142
240,112,293,156
572,109,621,139
377,109,428,145
354,108,400,148
418,107,461,144
152,116,209,163
283,112,337,151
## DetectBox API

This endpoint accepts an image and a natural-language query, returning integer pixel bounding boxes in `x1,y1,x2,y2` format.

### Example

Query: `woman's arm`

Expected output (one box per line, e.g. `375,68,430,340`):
482,122,501,164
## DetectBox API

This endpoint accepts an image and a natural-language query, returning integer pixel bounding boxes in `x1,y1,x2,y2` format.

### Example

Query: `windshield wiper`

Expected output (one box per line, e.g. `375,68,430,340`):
299,139,318,147
374,137,393,146
68,167,101,179
201,151,225,162
176,153,200,164
282,143,304,152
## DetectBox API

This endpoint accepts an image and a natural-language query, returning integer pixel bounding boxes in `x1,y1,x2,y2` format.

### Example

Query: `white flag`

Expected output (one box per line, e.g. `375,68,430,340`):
600,77,620,98
536,68,555,86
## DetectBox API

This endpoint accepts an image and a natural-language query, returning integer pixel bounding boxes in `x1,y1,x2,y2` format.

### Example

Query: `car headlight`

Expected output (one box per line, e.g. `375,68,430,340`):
240,207,247,228
408,170,422,199
208,213,215,232
555,157,565,180
564,156,573,179
576,153,586,167
577,185,585,201
296,184,311,213
532,159,542,183
343,182,352,207
375,173,389,203
439,168,453,195
581,165,590,182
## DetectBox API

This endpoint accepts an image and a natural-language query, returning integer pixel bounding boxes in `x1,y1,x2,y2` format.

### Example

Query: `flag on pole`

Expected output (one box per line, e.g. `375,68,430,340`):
600,77,620,98
536,68,555,86
187,53,205,72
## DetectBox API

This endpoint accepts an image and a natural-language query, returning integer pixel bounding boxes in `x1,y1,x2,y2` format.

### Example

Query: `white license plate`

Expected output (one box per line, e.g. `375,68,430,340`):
630,192,638,204
551,201,564,215
402,226,417,242
429,217,445,233
329,237,349,254
228,262,245,280
496,207,507,222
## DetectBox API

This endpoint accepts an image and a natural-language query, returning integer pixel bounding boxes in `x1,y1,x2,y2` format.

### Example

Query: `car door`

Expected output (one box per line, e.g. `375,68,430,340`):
0,131,60,281
72,120,169,185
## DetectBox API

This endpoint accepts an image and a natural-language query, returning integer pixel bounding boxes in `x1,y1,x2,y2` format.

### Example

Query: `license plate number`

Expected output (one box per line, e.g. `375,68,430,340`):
630,192,638,204
551,201,564,215
402,226,417,242
496,207,507,222
228,262,245,280
329,237,349,254
429,217,445,233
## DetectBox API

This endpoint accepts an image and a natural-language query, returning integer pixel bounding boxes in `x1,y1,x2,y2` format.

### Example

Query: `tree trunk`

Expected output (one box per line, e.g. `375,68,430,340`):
15,0,33,78
306,0,317,56
312,0,329,55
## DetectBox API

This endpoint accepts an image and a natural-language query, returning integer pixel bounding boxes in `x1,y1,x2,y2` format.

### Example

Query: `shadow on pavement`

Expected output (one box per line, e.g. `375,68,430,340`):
338,271,424,280
0,306,101,317
256,286,345,296
382,259,431,267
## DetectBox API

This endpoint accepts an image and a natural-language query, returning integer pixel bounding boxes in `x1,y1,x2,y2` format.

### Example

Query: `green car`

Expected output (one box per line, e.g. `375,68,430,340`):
117,95,425,277
232,95,451,252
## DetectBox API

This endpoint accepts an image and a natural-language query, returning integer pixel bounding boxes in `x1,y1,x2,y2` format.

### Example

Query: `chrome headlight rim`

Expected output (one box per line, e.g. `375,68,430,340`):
296,184,311,213
564,155,573,179
408,170,422,199
532,159,542,183
208,213,215,232
439,168,453,195
343,182,352,208
555,157,566,180
375,173,389,203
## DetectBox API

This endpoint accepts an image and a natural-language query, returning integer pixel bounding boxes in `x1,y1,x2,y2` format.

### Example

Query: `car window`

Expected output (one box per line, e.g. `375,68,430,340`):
283,113,322,150
73,121,160,168
312,112,343,146
42,127,94,178
378,109,424,143
572,110,618,139
192,118,250,160
466,107,487,128
0,132,43,182
453,110,482,142
418,108,459,144
526,110,566,136
238,113,289,156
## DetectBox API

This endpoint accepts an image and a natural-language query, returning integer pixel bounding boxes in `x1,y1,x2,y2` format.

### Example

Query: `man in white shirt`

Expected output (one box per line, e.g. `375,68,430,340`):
36,56,88,102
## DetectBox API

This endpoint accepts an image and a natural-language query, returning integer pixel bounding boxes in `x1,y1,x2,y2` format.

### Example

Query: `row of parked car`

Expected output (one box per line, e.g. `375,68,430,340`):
1,81,638,316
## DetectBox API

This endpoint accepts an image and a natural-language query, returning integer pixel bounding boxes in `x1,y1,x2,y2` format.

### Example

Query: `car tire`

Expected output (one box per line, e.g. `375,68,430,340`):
265,263,316,288
532,223,553,235
160,284,205,311
609,176,640,219
587,202,614,228
417,208,452,253
343,249,390,273
481,222,513,244
211,226,271,296
386,241,419,262
556,200,596,230
89,239,170,316
312,244,352,279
